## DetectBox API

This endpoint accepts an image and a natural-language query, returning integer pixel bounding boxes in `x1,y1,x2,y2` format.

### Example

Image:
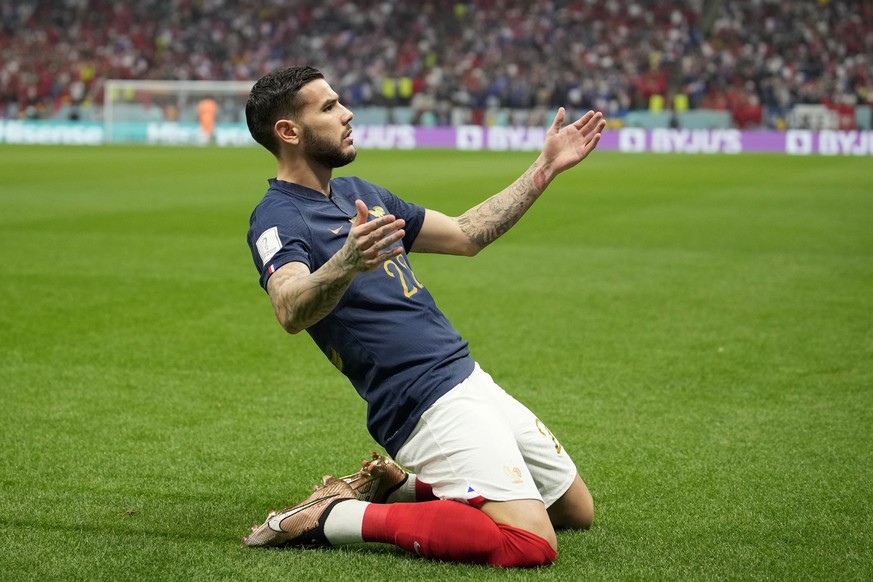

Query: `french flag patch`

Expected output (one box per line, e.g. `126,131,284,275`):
267,264,277,275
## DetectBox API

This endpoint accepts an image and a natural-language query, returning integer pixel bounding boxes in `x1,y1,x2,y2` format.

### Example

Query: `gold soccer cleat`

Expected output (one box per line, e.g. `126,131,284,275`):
243,477,356,548
337,452,410,504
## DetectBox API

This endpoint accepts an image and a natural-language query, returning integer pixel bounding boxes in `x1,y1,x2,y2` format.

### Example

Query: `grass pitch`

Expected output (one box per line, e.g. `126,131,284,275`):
1,144,871,581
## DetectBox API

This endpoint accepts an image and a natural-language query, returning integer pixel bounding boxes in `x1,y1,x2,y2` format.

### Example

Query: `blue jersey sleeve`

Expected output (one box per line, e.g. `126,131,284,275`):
247,196,312,291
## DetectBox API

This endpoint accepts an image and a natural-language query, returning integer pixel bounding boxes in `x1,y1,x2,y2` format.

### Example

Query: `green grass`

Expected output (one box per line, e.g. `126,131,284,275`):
1,144,871,581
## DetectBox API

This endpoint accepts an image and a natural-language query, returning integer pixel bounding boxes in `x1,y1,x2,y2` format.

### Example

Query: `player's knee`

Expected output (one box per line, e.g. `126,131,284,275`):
548,482,594,530
491,523,558,568
573,488,594,529
576,494,594,530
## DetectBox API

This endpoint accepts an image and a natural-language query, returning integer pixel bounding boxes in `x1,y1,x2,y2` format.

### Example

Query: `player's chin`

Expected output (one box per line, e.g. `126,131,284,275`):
336,146,357,168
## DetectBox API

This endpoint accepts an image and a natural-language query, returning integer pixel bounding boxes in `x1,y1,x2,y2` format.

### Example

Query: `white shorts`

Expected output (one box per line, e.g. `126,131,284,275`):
395,363,578,508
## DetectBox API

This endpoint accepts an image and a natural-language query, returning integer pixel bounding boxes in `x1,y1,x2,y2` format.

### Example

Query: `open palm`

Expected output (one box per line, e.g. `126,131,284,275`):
542,108,605,175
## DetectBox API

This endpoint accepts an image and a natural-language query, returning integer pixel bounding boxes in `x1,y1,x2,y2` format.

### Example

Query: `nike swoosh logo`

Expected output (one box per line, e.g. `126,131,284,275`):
329,226,343,234
267,494,340,532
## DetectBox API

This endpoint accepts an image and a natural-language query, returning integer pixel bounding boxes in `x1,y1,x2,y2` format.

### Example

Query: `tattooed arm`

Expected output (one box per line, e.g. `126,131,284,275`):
412,109,605,256
267,200,406,334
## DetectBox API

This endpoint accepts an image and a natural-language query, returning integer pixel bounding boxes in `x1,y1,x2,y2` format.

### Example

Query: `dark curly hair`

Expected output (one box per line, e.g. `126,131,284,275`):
245,66,324,156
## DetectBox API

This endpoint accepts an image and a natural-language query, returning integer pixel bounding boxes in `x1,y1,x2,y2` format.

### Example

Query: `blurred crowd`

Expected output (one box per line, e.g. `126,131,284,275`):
1,0,871,127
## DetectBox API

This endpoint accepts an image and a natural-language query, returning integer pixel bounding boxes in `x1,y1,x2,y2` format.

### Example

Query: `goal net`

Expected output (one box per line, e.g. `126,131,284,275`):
103,79,256,145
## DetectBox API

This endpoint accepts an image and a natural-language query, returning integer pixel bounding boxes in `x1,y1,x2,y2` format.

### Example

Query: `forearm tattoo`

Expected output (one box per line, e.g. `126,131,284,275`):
457,164,549,249
271,257,356,332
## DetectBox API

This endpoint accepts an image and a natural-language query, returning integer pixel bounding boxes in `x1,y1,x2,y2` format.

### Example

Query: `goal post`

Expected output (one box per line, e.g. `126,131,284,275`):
103,79,256,145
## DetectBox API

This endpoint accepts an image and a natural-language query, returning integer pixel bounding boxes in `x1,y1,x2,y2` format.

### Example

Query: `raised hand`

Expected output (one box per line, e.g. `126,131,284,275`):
340,199,406,271
540,108,605,178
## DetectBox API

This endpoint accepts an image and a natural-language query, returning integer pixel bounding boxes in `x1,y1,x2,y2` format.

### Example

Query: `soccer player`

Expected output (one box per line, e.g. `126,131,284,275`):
243,66,604,568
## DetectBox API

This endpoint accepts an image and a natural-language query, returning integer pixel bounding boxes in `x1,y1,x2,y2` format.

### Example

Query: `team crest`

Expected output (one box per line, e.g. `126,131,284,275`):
504,465,524,484
368,206,386,218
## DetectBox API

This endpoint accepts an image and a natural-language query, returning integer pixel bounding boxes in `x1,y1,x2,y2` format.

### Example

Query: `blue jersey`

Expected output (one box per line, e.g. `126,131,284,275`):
247,177,475,455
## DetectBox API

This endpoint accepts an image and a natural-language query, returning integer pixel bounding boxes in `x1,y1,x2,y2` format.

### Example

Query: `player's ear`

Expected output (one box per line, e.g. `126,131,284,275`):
274,119,301,146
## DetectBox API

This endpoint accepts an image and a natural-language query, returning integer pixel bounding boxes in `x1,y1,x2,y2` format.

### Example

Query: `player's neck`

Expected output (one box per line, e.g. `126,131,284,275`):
276,158,332,197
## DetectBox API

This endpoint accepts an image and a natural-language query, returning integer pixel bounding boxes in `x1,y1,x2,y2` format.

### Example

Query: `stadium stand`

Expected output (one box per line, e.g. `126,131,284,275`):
1,0,871,128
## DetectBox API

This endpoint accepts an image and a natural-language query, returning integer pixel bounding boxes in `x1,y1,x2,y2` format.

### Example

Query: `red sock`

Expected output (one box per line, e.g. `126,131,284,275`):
492,523,557,568
414,478,437,502
361,500,557,568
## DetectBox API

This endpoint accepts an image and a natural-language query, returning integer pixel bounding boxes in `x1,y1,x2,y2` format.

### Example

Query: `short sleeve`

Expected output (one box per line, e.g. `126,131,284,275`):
247,197,312,291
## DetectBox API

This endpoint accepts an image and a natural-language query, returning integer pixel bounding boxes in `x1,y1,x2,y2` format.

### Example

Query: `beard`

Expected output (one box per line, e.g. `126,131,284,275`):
301,124,356,169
